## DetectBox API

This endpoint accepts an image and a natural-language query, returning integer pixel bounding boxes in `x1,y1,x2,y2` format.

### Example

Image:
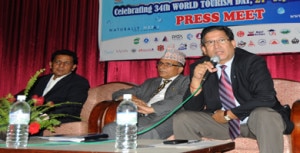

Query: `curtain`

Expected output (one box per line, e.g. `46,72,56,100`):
0,0,299,97
106,53,300,86
0,0,105,97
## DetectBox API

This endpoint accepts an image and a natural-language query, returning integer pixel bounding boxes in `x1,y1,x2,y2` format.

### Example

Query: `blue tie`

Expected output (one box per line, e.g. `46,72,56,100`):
219,65,240,139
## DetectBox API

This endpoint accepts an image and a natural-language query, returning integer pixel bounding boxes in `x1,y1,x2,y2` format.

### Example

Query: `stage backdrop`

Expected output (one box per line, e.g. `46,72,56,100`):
1,0,300,97
99,0,300,61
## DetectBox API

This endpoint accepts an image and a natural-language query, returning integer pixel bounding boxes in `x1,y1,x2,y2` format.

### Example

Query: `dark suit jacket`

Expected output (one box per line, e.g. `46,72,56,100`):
28,73,90,123
183,48,293,134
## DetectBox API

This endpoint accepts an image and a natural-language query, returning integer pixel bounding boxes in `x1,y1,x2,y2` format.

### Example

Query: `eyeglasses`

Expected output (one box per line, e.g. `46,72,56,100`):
157,61,181,68
53,60,73,66
204,38,230,46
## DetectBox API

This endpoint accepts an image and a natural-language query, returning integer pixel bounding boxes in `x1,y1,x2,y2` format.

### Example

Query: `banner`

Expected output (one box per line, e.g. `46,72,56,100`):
99,0,300,61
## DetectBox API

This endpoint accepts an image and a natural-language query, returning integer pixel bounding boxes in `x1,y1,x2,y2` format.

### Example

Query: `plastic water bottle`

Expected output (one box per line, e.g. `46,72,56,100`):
115,94,138,150
6,95,31,148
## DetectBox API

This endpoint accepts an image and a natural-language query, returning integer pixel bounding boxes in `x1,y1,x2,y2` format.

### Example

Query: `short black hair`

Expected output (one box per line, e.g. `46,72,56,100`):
200,26,234,46
51,49,78,64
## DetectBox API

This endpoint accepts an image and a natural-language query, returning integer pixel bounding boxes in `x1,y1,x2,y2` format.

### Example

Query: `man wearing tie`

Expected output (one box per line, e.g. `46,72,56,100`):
172,26,293,153
103,49,189,139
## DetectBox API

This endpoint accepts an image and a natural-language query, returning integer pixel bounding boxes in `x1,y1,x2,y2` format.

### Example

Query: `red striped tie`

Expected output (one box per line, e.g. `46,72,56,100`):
219,65,240,139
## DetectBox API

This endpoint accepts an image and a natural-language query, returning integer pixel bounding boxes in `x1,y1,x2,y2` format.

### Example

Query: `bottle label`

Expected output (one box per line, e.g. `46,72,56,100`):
9,111,30,124
117,112,137,125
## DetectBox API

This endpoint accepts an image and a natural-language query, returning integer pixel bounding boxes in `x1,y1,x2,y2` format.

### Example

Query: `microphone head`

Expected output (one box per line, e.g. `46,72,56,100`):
210,56,220,66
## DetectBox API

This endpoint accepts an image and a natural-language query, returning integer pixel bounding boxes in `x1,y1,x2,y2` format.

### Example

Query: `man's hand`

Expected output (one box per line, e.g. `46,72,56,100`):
131,96,155,115
132,96,148,107
193,61,217,80
117,95,155,115
137,105,155,115
212,109,228,124
212,109,238,124
115,95,146,107
190,61,217,96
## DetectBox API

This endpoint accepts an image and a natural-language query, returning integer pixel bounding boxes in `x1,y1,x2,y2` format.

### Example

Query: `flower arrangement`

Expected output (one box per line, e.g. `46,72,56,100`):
0,69,80,135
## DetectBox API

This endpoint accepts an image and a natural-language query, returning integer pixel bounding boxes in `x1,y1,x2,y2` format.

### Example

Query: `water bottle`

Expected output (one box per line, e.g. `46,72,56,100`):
115,94,138,150
6,95,31,148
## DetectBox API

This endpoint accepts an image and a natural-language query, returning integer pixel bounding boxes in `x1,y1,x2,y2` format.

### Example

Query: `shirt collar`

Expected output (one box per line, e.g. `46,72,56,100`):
163,75,179,82
217,56,234,78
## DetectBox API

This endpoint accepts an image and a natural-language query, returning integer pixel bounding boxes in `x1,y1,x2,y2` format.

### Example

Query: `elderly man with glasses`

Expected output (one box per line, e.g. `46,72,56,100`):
102,49,189,139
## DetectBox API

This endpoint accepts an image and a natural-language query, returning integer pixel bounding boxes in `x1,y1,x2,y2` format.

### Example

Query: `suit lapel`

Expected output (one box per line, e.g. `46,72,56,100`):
165,75,182,96
230,55,238,91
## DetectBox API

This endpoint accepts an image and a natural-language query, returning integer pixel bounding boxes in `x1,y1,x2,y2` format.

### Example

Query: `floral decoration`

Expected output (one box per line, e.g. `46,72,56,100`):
0,68,80,135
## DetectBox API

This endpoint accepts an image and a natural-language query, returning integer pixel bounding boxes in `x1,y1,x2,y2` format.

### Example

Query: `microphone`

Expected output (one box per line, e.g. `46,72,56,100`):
200,56,220,85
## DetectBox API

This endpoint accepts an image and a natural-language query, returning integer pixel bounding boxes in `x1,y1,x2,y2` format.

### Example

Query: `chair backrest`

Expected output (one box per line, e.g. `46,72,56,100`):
273,78,300,107
80,82,135,122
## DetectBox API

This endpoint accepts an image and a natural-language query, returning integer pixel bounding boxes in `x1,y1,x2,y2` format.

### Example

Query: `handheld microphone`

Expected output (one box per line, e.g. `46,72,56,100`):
200,56,220,85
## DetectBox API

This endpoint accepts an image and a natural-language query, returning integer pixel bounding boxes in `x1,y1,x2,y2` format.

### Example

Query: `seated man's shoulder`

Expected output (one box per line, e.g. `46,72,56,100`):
69,73,90,86
177,75,190,81
181,75,189,79
71,73,88,81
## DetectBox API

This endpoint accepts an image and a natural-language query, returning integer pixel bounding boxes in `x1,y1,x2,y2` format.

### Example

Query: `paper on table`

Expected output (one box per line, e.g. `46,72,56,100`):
38,133,109,142
152,140,232,149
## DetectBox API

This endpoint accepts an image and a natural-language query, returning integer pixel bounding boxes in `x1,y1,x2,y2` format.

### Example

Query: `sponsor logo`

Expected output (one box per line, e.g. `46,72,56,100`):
291,38,299,44
157,45,164,51
172,34,183,41
133,38,140,45
189,42,198,50
236,31,245,37
162,36,168,42
131,49,137,53
255,31,265,36
237,41,246,48
247,31,255,36
138,48,154,52
144,38,150,43
258,39,267,46
280,29,291,34
187,33,193,40
195,33,201,39
248,41,255,47
268,29,276,36
270,39,280,45
247,31,265,36
281,39,289,44
178,43,187,50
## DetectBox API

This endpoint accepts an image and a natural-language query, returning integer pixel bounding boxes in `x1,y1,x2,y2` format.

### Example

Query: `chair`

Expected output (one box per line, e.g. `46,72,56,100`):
226,78,300,153
43,82,135,136
88,79,300,153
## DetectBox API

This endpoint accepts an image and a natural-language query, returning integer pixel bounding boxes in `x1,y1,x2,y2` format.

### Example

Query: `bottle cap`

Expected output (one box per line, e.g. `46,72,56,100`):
123,94,132,100
17,95,26,101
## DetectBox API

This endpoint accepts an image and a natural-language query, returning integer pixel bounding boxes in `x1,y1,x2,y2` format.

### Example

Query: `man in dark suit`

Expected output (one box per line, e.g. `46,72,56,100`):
28,50,90,123
103,49,189,139
173,26,293,153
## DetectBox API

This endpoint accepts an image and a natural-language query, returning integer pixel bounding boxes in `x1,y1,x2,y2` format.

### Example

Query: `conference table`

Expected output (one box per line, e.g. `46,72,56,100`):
0,138,235,153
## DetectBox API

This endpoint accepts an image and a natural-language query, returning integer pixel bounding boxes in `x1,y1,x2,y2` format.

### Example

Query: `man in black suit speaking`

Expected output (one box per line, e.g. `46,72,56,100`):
28,50,90,123
173,26,293,153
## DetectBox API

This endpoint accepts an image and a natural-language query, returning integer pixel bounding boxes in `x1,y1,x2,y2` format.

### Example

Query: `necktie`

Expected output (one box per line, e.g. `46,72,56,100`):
152,79,171,96
219,65,240,139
